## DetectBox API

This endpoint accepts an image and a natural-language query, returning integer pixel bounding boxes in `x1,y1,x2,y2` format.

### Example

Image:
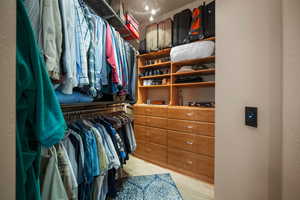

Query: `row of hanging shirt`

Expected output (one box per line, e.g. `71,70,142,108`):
24,0,137,102
40,111,136,200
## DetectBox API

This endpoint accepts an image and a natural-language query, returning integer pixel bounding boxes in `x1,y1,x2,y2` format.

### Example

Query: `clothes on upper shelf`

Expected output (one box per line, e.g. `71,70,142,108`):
24,0,137,102
40,112,136,200
55,91,94,104
175,75,204,83
16,1,66,200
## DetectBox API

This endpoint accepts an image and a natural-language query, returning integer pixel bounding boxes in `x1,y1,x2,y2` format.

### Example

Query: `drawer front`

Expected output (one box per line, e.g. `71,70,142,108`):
207,110,215,123
134,125,149,142
145,106,168,118
196,155,214,178
168,131,196,153
133,106,145,115
148,127,168,146
168,119,215,136
148,143,167,164
168,130,215,156
134,115,147,125
195,110,215,123
147,116,168,129
168,148,214,178
135,140,147,157
168,148,198,173
198,122,215,137
168,107,197,121
168,119,199,134
195,135,215,157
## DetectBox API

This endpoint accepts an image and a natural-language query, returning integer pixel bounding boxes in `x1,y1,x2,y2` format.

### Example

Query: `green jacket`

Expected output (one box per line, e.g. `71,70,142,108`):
16,0,66,199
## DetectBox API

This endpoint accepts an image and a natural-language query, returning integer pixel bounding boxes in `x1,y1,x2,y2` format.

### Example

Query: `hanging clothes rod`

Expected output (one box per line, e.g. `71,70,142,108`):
63,105,125,120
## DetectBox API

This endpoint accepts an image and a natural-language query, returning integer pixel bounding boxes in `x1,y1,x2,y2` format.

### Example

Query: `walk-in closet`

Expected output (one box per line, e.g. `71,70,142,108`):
4,0,299,199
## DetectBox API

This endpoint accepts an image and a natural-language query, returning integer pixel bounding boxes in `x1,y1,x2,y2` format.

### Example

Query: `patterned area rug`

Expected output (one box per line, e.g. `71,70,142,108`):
114,174,183,200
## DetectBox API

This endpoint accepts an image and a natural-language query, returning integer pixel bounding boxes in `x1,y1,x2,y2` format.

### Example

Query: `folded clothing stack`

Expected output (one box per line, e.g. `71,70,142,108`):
175,75,203,83
56,91,94,104
177,63,215,73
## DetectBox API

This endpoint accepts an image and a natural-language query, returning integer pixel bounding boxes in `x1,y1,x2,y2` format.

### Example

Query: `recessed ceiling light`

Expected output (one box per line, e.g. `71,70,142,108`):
149,16,154,22
151,9,156,15
145,5,149,11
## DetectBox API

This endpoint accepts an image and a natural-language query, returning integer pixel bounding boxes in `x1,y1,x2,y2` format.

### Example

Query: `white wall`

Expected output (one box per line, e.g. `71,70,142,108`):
0,0,16,199
282,0,300,199
215,0,283,199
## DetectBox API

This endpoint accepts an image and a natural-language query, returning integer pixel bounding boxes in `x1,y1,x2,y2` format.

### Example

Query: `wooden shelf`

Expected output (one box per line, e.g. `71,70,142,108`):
172,69,215,76
173,81,215,87
137,42,216,106
138,48,171,59
139,85,170,88
138,37,215,59
140,74,170,80
139,61,171,69
61,101,129,112
173,56,215,67
85,0,139,48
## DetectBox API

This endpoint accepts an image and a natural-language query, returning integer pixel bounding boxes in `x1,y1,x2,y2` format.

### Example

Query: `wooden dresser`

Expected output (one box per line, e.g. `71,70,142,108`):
133,104,215,184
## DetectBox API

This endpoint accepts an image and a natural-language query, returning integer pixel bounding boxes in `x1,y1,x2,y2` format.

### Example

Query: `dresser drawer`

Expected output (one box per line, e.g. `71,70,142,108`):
168,107,197,121
198,122,215,137
168,131,196,153
134,115,147,125
168,130,214,156
147,116,168,129
145,106,168,118
168,148,198,174
168,148,214,178
135,140,147,157
168,119,214,136
148,127,168,146
148,143,167,164
167,119,199,134
134,125,149,142
133,105,146,115
197,154,214,179
195,109,215,123
195,135,215,157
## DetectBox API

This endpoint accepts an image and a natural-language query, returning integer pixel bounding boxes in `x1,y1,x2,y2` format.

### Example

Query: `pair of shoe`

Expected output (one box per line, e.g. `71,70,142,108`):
143,79,163,86
141,69,163,77
143,80,152,86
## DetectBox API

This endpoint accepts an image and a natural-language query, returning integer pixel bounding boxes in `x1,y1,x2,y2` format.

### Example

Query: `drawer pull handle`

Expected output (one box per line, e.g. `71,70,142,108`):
146,148,151,152
186,141,193,145
186,113,193,116
187,126,193,129
187,160,193,165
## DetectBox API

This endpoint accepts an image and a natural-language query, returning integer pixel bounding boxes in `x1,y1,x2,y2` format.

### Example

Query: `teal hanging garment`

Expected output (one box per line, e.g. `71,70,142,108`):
16,0,66,199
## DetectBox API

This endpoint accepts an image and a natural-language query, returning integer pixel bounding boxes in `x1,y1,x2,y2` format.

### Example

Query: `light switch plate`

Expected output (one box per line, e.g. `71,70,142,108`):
245,107,257,128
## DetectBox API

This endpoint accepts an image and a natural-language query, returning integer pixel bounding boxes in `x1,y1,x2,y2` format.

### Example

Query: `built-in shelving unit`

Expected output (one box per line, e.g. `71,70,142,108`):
85,0,139,48
137,37,216,106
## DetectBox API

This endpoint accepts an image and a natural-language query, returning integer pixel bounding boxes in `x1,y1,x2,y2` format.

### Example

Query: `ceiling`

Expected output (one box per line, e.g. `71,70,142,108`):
124,0,196,25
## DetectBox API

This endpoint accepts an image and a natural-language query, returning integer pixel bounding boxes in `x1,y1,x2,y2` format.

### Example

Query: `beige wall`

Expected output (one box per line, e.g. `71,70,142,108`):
215,0,283,199
282,0,300,199
0,0,16,199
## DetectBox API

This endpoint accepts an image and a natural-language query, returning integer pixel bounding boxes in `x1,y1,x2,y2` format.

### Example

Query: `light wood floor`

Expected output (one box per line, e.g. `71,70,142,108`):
124,156,215,200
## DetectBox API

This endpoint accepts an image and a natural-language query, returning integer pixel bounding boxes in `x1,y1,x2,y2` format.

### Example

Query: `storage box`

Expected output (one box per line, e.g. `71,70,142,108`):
125,13,139,31
125,23,140,40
